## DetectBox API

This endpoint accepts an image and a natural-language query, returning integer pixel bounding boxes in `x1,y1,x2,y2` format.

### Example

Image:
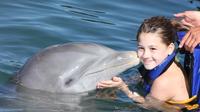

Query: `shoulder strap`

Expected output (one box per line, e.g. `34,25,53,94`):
191,46,200,104
177,31,200,105
140,50,177,95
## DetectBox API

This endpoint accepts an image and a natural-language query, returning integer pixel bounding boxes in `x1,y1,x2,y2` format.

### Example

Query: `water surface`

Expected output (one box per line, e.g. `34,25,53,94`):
0,0,196,112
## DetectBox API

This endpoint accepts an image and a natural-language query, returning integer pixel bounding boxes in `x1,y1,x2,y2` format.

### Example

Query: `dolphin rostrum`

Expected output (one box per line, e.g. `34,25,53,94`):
16,43,139,93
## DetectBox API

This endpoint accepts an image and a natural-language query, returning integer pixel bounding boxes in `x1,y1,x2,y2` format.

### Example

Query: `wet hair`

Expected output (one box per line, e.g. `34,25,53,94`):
136,16,178,46
137,17,190,93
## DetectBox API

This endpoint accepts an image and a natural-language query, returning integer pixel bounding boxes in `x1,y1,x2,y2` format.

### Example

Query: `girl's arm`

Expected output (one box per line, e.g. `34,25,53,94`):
97,76,179,112
118,81,145,103
96,76,145,103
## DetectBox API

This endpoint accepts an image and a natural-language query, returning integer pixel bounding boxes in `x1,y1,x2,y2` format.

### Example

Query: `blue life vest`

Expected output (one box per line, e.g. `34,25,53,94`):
142,49,177,95
141,31,200,105
177,31,200,105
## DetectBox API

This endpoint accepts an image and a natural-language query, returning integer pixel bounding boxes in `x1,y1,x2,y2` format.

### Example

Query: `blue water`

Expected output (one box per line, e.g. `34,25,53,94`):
0,0,196,112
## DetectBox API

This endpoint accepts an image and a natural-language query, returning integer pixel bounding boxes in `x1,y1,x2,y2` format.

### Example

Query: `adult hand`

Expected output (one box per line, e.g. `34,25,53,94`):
179,26,200,53
96,77,124,89
174,11,200,27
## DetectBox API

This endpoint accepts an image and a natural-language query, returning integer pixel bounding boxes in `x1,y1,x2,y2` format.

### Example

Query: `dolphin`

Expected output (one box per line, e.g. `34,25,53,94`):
16,43,139,93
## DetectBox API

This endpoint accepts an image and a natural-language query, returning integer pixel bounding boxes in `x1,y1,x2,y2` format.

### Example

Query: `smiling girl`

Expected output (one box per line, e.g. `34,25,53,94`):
96,16,192,110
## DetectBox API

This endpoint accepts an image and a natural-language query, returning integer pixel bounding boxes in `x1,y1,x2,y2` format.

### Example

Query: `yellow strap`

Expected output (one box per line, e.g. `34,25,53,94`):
185,104,199,110
167,95,197,104
166,95,199,110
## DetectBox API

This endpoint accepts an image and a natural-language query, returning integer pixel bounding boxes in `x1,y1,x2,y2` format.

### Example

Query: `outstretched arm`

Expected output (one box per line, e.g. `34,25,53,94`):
96,76,145,103
97,77,180,112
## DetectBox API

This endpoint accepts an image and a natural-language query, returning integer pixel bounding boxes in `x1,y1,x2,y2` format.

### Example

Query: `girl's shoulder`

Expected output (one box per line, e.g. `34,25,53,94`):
150,63,182,100
158,62,183,81
152,62,184,91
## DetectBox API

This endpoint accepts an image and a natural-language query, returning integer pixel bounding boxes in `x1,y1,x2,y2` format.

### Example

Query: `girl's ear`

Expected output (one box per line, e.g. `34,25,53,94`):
167,43,175,55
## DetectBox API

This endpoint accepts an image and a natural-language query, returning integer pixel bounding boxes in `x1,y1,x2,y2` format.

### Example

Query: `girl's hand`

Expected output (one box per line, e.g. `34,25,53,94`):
96,77,124,89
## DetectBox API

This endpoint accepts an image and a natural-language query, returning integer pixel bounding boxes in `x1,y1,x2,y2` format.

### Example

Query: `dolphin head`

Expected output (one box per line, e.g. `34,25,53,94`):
57,51,139,93
17,43,140,93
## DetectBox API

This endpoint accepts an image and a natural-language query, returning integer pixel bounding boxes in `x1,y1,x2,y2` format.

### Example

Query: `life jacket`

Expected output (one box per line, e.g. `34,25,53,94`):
139,31,200,111
139,49,177,95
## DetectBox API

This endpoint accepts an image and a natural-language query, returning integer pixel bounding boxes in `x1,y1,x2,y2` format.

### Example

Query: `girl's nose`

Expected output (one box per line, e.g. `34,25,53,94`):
142,49,151,58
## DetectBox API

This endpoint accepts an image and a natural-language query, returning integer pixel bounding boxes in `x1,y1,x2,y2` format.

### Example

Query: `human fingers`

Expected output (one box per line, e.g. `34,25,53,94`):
183,31,195,51
96,80,112,88
190,41,199,53
175,11,196,17
174,12,186,18
189,28,200,52
183,27,200,52
96,82,111,89
179,31,191,48
183,32,193,48
183,11,200,27
174,11,199,20
112,77,122,82
181,19,194,28
186,35,197,53
98,80,119,88
99,80,115,85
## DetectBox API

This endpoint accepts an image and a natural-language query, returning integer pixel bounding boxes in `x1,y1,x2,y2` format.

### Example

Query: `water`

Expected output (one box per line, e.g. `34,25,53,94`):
0,0,196,112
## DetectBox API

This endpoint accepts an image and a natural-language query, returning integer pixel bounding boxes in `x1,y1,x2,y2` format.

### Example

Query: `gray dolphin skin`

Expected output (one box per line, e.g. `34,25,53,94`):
17,43,139,93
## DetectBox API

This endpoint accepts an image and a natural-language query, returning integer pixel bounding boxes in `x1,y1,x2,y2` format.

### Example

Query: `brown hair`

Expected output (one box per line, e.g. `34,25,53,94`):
136,16,179,45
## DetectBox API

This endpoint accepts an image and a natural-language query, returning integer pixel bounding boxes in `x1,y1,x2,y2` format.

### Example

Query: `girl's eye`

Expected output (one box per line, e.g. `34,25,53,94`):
150,48,156,51
137,47,144,51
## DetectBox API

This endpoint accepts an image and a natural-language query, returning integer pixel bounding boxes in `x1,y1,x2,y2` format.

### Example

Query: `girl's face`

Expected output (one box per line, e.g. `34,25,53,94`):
137,32,174,70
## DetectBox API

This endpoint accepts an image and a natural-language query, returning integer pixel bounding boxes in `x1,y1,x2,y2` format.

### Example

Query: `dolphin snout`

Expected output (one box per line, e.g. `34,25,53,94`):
125,51,140,66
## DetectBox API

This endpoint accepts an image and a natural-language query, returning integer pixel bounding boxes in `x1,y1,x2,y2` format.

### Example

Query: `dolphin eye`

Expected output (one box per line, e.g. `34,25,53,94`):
65,78,73,86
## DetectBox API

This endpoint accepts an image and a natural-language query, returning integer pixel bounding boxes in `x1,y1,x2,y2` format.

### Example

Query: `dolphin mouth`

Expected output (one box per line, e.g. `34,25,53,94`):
62,61,134,89
82,52,139,77
63,51,139,90
83,61,135,77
